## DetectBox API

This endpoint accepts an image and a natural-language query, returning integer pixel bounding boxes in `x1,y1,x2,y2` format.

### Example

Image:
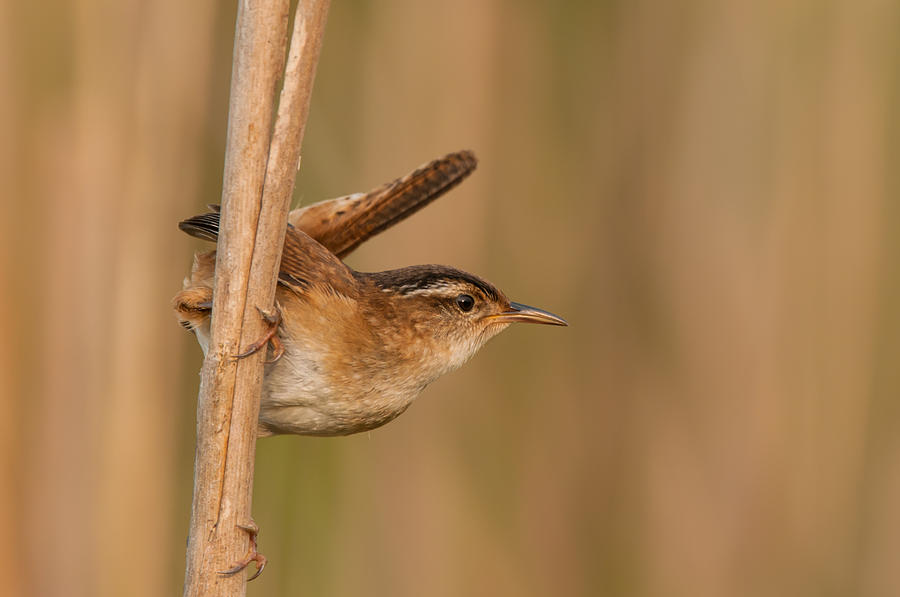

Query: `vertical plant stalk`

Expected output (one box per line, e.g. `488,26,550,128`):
183,1,331,596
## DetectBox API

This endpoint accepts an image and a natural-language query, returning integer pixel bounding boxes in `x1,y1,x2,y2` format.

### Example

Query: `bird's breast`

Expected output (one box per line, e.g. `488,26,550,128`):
255,290,426,436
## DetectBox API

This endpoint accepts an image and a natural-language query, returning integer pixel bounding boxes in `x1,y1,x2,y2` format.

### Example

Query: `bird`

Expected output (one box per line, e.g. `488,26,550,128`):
173,151,567,437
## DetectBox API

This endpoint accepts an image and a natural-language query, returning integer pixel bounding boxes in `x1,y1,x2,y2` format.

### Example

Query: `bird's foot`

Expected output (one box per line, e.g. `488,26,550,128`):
219,520,267,581
235,304,284,363
173,287,213,330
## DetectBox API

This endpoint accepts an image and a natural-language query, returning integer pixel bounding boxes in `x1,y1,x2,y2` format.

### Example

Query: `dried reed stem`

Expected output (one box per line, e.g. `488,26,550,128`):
183,1,330,595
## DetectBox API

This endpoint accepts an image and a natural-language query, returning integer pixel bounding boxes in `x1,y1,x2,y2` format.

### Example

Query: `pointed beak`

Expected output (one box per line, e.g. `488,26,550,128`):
488,301,568,326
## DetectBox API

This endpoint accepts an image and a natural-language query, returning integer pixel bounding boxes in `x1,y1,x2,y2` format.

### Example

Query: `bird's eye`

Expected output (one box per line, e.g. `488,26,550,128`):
456,294,475,312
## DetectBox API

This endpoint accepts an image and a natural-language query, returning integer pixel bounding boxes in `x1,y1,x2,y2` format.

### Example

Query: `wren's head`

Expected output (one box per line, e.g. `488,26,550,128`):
363,265,567,379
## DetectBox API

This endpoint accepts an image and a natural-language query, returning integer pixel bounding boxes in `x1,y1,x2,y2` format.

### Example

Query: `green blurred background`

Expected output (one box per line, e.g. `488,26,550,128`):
3,0,900,595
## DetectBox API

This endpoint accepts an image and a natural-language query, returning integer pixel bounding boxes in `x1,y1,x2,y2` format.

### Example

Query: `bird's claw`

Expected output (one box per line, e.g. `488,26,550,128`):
234,304,284,363
219,521,267,581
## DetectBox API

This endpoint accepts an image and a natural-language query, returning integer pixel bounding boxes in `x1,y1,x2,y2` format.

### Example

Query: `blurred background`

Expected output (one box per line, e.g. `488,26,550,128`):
3,0,900,595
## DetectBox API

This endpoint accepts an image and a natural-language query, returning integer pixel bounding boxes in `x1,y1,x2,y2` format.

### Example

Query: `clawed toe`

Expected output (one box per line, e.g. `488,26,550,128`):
234,304,284,363
219,521,267,581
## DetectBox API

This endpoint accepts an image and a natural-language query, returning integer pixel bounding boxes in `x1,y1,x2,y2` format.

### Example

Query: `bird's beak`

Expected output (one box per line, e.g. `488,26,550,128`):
488,302,568,326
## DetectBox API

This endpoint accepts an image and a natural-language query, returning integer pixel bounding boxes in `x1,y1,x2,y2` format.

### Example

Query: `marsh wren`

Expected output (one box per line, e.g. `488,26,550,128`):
174,151,567,437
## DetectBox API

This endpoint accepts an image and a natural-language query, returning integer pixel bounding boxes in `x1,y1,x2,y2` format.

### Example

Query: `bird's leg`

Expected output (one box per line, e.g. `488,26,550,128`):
235,304,284,363
219,520,267,581
173,287,214,331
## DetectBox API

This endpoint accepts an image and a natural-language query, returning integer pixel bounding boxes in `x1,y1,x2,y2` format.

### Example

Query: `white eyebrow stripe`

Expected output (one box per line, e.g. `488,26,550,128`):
391,281,469,297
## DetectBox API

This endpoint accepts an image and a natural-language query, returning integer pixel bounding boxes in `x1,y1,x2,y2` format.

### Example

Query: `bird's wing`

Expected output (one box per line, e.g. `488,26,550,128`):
288,150,477,258
178,210,357,298
278,223,358,297
176,211,220,242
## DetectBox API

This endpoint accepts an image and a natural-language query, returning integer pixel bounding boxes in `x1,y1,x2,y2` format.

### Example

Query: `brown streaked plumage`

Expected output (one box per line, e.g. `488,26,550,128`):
288,150,477,258
174,151,566,437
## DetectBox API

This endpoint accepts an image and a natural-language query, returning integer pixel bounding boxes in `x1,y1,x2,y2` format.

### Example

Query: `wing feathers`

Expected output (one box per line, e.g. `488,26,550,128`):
177,150,477,291
178,212,221,242
177,210,356,297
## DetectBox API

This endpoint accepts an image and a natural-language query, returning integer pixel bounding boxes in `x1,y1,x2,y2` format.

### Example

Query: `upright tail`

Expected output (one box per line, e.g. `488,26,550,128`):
178,150,478,257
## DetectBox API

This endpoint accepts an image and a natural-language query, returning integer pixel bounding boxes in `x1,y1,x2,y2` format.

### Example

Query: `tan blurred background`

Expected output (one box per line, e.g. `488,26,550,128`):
3,0,900,596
